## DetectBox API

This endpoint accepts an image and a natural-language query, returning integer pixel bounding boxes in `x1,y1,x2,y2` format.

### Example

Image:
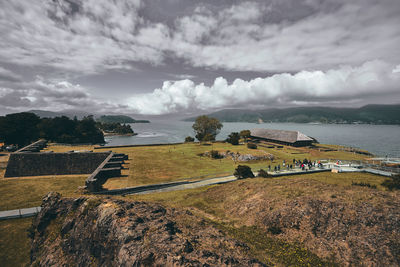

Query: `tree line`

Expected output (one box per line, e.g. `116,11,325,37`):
0,112,105,147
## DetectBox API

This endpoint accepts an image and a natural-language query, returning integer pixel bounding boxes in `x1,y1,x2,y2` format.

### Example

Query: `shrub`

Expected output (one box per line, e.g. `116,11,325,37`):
351,182,376,189
268,225,283,235
381,174,400,190
184,136,195,142
351,181,377,189
239,130,251,142
226,132,240,145
234,165,254,179
257,169,271,178
247,143,257,149
210,150,223,159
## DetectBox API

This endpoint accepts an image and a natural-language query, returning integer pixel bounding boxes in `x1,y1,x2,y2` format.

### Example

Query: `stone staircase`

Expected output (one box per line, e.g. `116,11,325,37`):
85,153,128,192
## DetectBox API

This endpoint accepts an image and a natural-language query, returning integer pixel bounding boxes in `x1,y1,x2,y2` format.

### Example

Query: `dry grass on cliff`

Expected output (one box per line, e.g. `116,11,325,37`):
128,172,389,218
127,172,395,266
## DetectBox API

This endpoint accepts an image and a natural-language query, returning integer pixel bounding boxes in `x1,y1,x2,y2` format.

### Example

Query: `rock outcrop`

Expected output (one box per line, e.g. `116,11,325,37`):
30,192,266,267
254,197,400,266
202,151,274,161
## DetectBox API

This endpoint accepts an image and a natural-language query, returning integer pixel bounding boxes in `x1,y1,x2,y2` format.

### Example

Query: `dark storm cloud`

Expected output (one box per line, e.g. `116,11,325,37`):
0,0,399,114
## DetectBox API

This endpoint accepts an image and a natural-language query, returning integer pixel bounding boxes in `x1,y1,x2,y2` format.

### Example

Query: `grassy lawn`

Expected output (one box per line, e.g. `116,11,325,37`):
0,175,86,210
97,142,368,189
0,142,373,210
0,218,32,267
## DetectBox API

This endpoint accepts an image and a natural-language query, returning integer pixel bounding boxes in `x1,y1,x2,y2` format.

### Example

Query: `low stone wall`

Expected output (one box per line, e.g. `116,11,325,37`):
4,152,111,178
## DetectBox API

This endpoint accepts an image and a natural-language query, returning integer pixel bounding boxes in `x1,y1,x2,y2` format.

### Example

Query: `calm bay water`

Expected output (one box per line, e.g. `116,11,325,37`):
104,120,400,157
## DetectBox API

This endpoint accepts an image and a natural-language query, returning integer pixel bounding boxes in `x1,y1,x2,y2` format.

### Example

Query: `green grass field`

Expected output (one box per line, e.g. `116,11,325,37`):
0,175,86,211
0,142,373,211
95,142,368,189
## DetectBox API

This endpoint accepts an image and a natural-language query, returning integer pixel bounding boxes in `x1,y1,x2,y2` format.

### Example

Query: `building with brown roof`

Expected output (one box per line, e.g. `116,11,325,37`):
250,128,314,147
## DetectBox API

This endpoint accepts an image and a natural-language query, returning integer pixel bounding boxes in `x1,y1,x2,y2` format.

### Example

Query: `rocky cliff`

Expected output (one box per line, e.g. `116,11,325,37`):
215,179,400,266
29,192,265,267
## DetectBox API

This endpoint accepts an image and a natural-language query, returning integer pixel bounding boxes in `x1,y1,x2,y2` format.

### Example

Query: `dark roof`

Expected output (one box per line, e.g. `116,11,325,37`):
250,128,313,144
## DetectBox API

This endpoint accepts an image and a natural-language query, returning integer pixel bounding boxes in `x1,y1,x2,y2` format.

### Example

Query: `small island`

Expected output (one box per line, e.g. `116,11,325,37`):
95,121,137,136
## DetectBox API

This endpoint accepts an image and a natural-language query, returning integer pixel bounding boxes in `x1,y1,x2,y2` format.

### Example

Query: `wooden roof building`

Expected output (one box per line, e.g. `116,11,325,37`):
250,128,314,147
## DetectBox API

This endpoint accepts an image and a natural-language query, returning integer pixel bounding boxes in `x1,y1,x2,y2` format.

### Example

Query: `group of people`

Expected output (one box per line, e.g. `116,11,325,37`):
267,158,324,172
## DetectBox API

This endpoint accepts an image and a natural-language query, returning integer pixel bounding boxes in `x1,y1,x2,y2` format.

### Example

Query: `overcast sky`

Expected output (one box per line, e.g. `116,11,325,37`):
0,0,399,116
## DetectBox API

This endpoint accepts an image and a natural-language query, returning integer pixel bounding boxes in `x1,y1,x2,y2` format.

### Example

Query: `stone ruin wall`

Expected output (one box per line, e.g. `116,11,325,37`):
4,152,111,178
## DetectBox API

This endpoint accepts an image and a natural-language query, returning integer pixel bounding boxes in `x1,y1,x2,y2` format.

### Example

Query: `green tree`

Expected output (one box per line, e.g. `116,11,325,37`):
240,130,251,142
75,116,104,143
247,143,257,149
0,112,40,146
234,165,254,179
192,115,223,142
0,112,105,145
96,122,134,134
184,136,195,142
381,174,400,190
226,132,240,145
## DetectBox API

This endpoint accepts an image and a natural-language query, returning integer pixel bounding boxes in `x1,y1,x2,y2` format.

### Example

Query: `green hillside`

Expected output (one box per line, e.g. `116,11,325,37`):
184,104,400,124
97,115,149,123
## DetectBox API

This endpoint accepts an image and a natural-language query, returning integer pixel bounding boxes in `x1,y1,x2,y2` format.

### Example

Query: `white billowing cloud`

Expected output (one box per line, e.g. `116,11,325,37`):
127,60,400,114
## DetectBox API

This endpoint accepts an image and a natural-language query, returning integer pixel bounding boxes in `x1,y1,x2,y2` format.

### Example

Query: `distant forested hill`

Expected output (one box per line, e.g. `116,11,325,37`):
97,115,149,123
27,109,92,119
184,104,400,124
26,110,150,123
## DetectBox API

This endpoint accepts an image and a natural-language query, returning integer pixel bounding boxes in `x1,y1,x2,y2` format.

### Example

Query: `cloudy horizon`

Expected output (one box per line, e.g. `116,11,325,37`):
0,0,399,116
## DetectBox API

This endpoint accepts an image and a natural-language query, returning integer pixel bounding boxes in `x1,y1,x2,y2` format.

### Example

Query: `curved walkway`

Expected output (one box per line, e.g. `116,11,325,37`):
94,175,238,196
0,207,41,220
131,176,237,195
